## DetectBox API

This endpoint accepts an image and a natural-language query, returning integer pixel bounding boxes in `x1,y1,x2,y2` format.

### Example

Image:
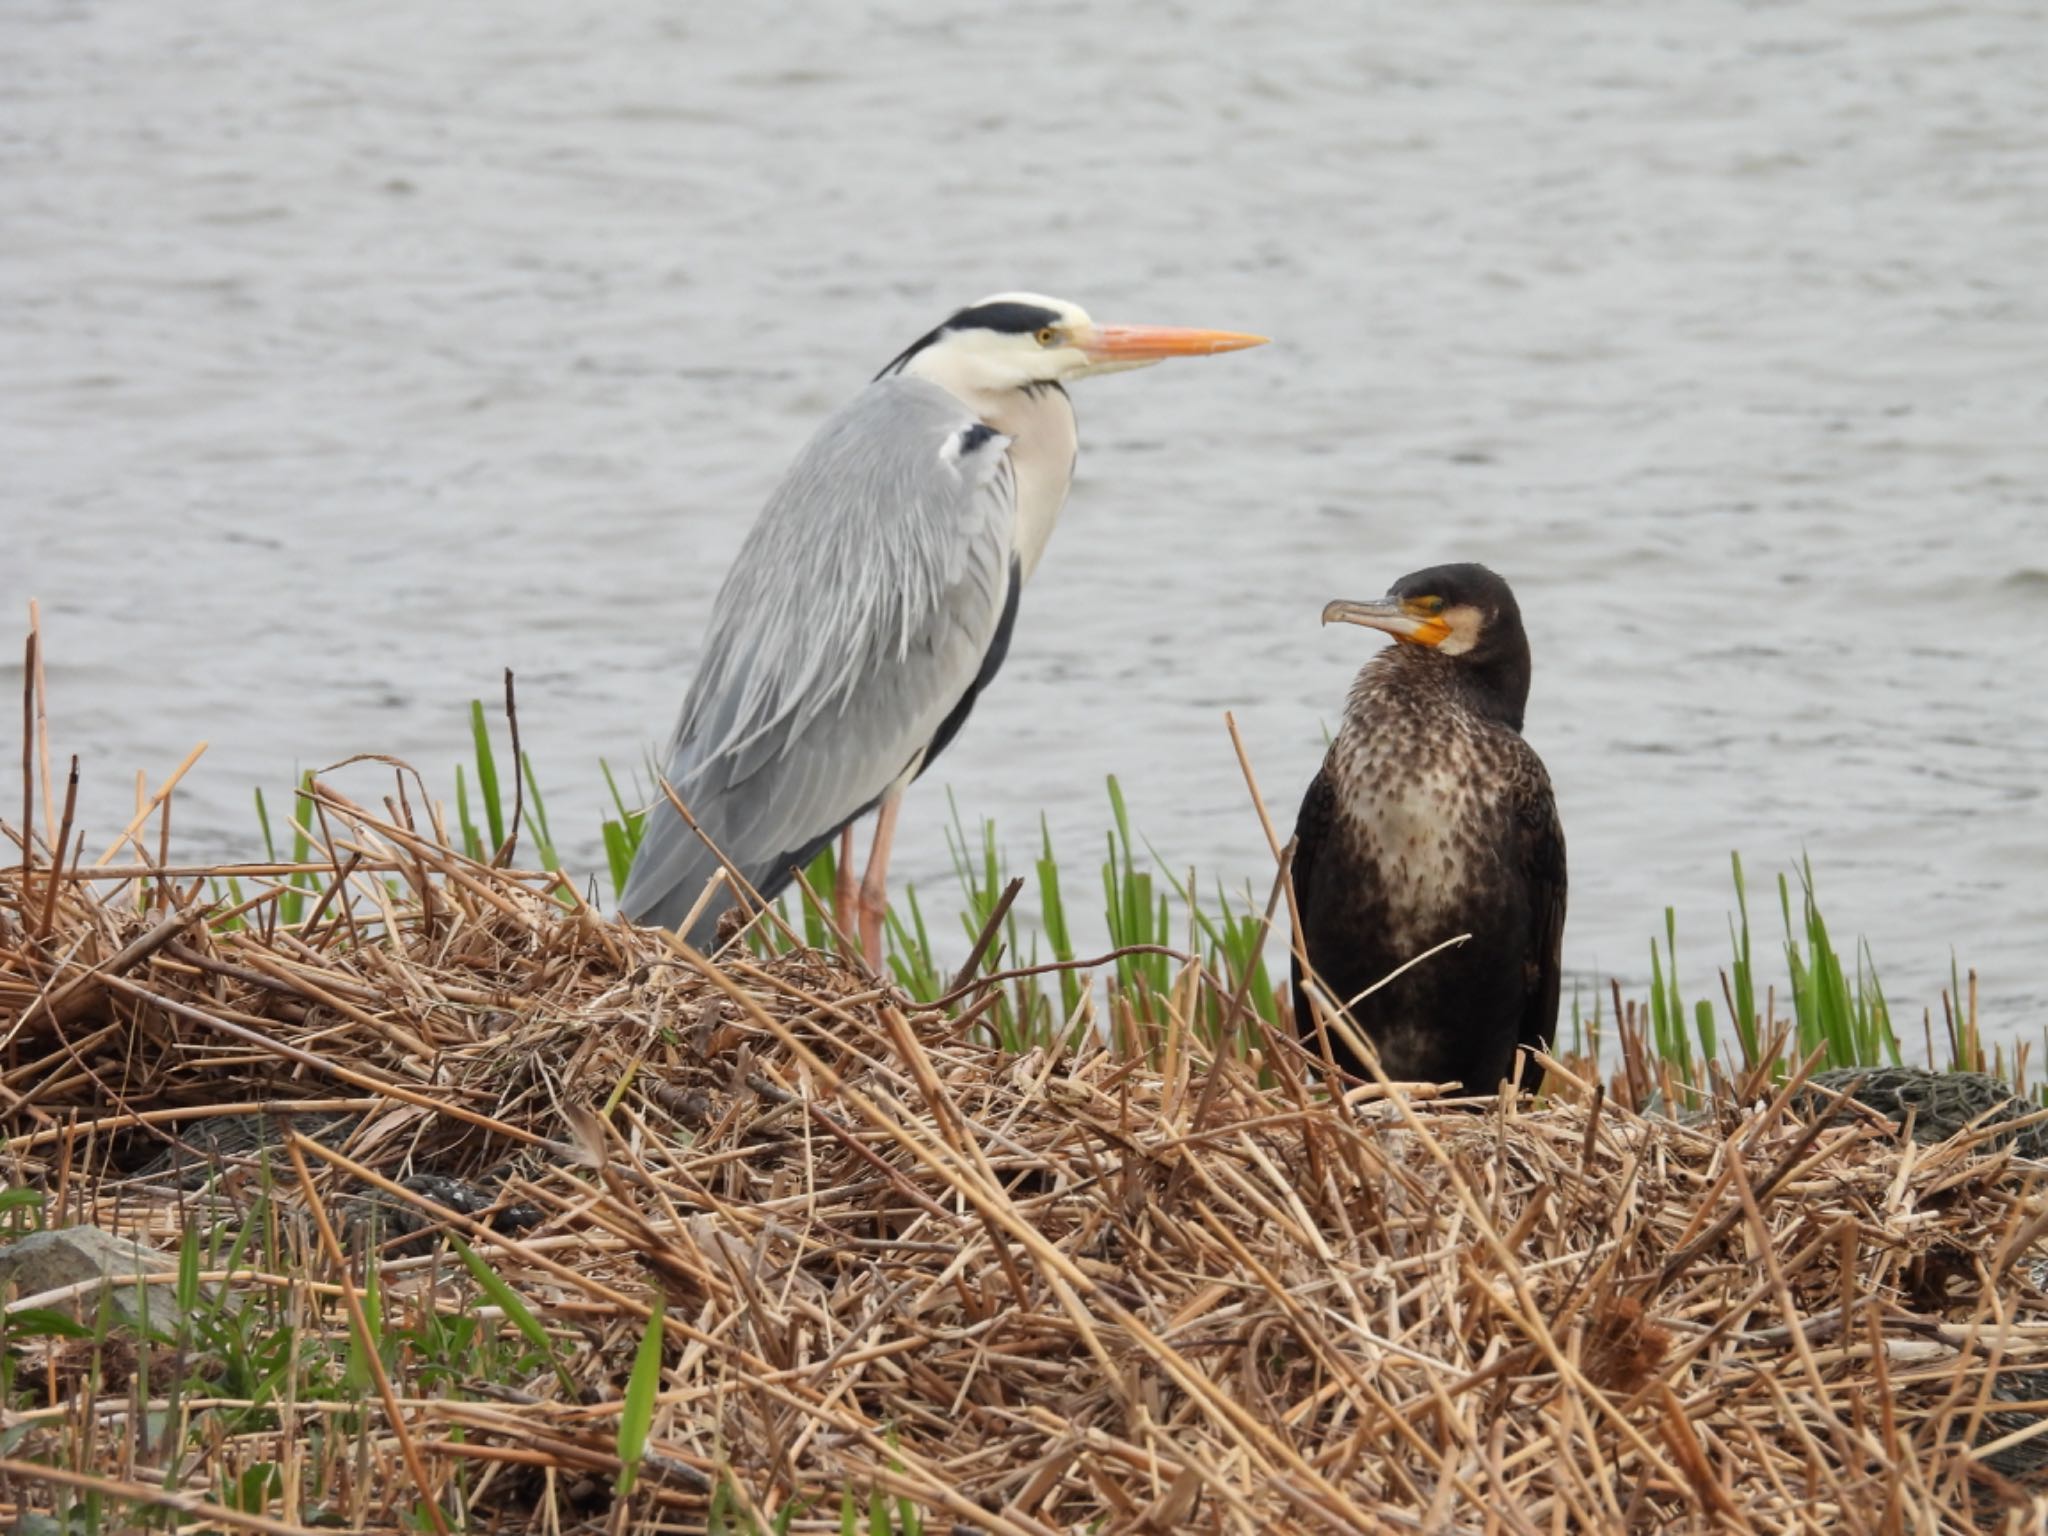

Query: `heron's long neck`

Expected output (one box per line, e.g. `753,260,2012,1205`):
980,383,1077,582
901,348,1080,583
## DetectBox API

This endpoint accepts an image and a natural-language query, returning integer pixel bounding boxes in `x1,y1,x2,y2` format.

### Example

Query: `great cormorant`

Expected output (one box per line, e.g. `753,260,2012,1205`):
1289,563,1566,1095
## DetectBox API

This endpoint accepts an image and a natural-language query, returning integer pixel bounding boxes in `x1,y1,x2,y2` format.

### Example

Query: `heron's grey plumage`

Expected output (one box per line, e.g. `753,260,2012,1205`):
618,376,1026,942
614,291,1263,955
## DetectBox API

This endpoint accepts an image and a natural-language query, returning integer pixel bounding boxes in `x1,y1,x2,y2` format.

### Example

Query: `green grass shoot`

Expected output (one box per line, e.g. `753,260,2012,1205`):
615,1291,666,1499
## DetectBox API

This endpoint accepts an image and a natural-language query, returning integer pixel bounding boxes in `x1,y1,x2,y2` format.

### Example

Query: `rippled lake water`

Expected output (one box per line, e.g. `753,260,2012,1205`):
7,1,2045,1034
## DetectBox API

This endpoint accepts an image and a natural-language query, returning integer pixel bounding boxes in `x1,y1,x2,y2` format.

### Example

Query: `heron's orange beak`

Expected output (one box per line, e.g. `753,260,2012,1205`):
1077,324,1269,361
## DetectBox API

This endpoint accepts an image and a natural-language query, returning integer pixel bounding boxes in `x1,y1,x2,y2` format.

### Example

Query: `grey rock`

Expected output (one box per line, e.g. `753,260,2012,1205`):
131,1113,543,1249
0,1226,179,1334
1798,1066,2048,1159
130,1112,359,1190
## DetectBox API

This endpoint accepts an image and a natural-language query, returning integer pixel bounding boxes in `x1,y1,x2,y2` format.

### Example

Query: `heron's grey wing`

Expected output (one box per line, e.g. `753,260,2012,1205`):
618,378,1019,940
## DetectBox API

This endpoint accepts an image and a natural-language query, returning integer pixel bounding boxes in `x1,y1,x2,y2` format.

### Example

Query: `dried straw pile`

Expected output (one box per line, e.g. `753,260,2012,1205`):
3,778,2047,1534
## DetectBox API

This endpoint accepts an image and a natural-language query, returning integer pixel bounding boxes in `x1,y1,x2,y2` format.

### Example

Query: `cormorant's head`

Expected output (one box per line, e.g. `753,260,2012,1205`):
1322,564,1533,724
878,292,1266,395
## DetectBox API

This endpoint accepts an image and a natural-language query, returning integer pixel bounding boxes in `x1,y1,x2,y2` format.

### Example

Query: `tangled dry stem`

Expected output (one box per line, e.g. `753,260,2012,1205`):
1,773,2046,1535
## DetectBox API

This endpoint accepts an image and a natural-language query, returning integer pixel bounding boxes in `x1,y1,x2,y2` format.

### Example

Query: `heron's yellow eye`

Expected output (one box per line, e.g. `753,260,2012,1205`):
1035,327,1058,347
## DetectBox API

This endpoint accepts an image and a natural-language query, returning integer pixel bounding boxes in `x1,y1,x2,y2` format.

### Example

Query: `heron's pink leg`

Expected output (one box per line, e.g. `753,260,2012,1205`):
857,791,903,964
834,824,856,943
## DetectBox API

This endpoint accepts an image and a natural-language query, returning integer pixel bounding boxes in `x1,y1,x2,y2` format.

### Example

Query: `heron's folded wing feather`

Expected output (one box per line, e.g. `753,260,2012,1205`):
618,378,1018,928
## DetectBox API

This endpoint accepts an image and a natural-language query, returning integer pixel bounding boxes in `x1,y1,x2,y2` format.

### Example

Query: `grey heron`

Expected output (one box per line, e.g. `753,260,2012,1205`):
619,292,1266,957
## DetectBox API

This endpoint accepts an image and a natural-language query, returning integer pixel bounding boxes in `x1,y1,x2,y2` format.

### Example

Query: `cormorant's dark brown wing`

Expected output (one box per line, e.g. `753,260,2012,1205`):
1514,753,1567,1061
1287,762,1340,1030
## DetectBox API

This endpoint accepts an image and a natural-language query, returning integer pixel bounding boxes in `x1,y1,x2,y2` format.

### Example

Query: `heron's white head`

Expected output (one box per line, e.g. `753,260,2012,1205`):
877,292,1266,398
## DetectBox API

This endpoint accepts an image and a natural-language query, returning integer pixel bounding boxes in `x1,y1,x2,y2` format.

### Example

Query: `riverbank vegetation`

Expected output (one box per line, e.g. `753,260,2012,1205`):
446,690,2006,1101
0,673,2042,1531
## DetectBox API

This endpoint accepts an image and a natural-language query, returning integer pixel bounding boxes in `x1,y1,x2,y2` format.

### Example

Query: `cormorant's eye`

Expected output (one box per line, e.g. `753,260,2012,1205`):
1418,596,1447,616
1034,327,1059,347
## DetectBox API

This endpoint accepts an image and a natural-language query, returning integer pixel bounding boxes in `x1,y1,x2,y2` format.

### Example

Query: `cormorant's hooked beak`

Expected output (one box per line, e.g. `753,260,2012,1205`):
1074,324,1268,377
1321,597,1451,649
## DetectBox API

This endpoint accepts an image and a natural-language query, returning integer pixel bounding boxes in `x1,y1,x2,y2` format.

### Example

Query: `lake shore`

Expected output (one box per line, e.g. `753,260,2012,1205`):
2,776,2043,1532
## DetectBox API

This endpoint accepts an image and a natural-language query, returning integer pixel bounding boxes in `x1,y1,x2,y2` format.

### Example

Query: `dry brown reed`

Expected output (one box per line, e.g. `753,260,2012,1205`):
3,750,2047,1530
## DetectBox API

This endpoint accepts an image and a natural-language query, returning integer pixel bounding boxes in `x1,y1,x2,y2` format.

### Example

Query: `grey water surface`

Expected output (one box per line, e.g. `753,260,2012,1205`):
6,1,2045,1032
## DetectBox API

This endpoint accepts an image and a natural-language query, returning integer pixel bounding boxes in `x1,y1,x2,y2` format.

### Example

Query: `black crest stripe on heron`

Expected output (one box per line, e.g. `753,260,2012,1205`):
874,301,1068,379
